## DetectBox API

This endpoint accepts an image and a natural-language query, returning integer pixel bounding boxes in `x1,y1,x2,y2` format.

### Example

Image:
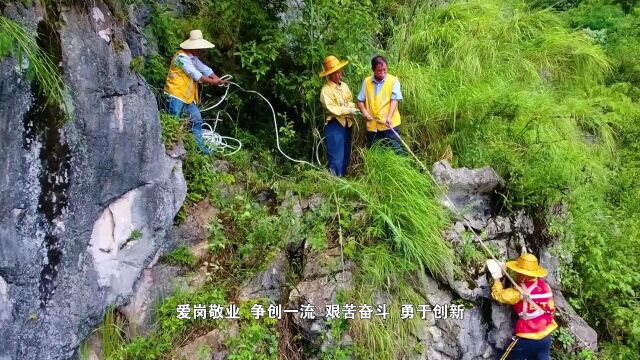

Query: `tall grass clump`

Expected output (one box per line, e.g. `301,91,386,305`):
335,149,457,358
389,0,614,208
342,148,456,282
349,244,427,360
0,16,72,115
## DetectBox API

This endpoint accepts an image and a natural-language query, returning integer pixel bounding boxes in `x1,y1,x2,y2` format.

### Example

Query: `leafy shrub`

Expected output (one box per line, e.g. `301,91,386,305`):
115,287,226,359
163,246,197,268
159,112,185,148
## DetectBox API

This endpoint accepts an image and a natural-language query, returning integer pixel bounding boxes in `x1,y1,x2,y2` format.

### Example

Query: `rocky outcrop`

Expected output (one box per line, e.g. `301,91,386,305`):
433,160,504,229
422,159,597,358
0,2,185,359
289,247,353,342
198,160,597,360
239,252,289,303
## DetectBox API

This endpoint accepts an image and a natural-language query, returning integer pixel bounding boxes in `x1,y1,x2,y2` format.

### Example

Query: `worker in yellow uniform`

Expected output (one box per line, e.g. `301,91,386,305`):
486,253,558,360
357,55,404,154
319,55,359,176
164,30,227,154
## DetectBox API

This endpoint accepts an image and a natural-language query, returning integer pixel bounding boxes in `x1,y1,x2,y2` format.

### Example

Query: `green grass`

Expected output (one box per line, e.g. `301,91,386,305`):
389,1,614,199
341,148,456,282
326,148,458,359
385,0,640,356
0,16,72,116
159,112,185,148
127,229,142,242
163,246,197,268
102,307,127,359
114,287,226,360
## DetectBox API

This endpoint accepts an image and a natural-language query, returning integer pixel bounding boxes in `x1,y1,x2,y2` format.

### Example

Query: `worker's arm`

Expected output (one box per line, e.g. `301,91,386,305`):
385,99,399,128
200,74,227,86
320,87,357,116
356,81,374,121
491,280,522,305
177,55,226,85
357,101,373,121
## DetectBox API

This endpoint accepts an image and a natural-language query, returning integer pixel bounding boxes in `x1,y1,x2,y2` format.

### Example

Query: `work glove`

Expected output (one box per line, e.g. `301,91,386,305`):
486,259,504,279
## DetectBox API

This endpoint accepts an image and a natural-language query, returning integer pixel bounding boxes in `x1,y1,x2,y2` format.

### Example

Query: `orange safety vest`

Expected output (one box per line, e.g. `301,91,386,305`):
363,75,401,132
164,50,200,104
513,278,558,339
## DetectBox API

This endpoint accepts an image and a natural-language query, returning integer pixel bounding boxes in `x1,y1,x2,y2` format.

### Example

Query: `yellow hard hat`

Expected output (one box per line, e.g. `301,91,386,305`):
319,55,349,77
506,253,548,278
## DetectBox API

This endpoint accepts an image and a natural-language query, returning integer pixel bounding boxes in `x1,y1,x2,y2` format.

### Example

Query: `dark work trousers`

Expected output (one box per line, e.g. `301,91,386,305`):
497,335,552,360
324,119,353,176
366,126,405,155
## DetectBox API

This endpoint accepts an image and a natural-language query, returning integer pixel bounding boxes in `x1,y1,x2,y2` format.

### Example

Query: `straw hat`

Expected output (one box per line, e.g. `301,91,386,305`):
506,253,548,278
319,55,349,77
180,30,215,50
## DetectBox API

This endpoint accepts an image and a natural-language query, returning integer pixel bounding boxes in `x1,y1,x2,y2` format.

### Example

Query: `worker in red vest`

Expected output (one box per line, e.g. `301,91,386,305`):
486,253,558,360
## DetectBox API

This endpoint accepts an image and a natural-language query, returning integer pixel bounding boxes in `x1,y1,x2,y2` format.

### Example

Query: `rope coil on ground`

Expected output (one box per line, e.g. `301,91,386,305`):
200,75,316,166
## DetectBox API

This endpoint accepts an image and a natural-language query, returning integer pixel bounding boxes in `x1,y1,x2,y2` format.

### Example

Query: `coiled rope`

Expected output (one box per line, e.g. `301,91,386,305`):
200,75,315,167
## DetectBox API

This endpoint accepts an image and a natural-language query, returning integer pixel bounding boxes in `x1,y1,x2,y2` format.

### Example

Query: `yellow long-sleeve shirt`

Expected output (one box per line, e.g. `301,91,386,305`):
491,280,522,305
320,80,357,128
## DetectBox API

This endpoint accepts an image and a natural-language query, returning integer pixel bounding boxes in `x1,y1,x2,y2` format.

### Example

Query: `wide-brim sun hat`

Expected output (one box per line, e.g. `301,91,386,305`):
319,55,349,77
180,30,215,50
506,253,548,278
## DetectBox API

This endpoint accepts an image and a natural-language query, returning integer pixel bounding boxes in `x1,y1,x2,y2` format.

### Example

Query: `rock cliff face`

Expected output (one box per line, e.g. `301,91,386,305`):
0,2,185,359
233,161,597,360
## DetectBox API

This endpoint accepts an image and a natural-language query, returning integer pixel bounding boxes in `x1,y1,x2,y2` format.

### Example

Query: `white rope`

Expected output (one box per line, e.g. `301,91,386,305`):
201,110,242,156
312,127,327,167
200,75,315,166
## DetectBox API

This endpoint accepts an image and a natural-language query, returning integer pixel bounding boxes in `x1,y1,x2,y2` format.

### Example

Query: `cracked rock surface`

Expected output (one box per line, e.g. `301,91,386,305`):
0,2,185,359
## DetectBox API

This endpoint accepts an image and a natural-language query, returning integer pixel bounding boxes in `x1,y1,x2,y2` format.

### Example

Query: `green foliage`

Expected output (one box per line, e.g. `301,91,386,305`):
182,134,221,204
342,148,456,281
332,149,456,359
459,231,487,268
321,319,352,360
568,1,640,89
227,300,278,360
102,308,126,358
108,0,640,357
195,345,212,360
163,246,197,268
350,273,425,360
0,16,72,116
393,1,613,194
127,229,142,242
552,326,597,359
159,112,185,148
387,0,640,355
114,287,226,360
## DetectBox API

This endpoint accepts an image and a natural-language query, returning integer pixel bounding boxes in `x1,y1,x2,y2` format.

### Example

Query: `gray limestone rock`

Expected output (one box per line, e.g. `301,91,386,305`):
0,3,185,359
239,252,289,303
553,292,598,352
289,247,353,341
488,303,514,349
433,160,504,229
412,273,494,359
174,329,228,360
119,263,183,335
